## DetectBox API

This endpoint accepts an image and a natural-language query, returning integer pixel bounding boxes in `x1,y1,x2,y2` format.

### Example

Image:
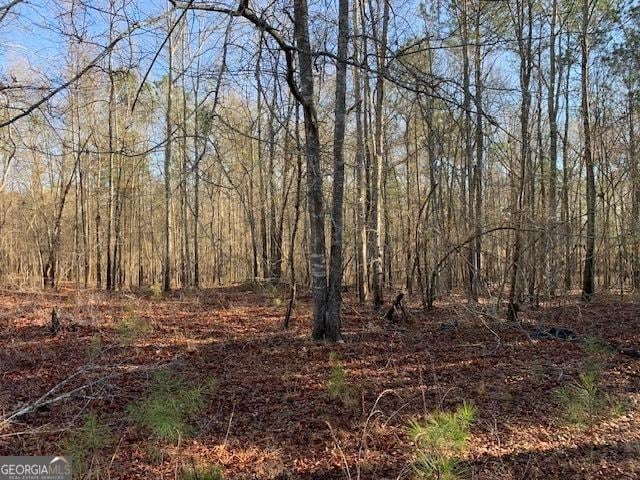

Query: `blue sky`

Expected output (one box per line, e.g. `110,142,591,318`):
1,0,168,81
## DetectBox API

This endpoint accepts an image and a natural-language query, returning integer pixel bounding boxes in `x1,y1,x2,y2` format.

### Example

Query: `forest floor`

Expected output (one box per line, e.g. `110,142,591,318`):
1,285,639,479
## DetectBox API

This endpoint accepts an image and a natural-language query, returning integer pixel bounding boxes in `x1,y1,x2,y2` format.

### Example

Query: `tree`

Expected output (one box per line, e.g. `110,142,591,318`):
580,0,595,301
163,7,174,293
326,0,350,340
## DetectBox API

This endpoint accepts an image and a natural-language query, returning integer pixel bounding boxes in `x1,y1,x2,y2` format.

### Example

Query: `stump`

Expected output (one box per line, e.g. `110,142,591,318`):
50,308,60,335
384,292,407,322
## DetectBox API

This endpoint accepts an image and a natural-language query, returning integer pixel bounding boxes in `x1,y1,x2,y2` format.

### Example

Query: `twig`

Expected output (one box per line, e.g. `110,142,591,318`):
326,421,352,480
223,401,236,446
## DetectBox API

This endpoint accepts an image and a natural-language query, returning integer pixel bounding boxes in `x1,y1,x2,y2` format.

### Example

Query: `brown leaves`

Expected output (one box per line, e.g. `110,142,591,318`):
1,289,639,478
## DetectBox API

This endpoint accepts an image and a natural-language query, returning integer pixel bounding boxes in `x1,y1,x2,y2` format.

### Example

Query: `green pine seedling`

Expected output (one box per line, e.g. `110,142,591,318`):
408,402,476,479
327,352,356,407
128,370,215,443
60,413,112,476
181,464,224,480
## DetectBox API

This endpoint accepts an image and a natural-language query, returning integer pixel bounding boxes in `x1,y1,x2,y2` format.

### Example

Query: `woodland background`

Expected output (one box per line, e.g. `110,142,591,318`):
2,1,640,478
0,0,638,324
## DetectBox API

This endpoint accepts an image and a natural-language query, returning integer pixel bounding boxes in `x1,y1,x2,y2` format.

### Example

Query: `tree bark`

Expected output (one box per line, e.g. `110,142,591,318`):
353,0,367,303
369,0,389,310
163,8,173,293
546,0,558,297
581,0,595,301
292,0,328,339
326,0,349,341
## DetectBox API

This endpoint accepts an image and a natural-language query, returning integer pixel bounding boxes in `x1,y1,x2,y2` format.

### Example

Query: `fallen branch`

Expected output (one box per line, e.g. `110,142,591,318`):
1,344,121,429
0,369,115,429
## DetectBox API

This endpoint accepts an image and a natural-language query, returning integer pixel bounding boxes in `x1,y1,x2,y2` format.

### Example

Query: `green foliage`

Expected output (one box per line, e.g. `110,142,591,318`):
128,370,215,443
181,463,224,480
60,413,112,476
408,402,476,479
555,370,626,427
145,444,166,465
115,308,152,345
327,352,355,407
582,336,614,357
414,455,460,480
150,283,163,299
556,371,601,426
85,335,103,362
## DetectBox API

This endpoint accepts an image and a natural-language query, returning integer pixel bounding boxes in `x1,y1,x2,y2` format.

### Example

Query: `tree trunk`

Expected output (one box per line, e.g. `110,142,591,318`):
547,0,558,297
369,0,389,310
508,0,533,320
293,0,328,339
326,0,349,341
473,1,484,300
581,0,595,301
163,8,173,293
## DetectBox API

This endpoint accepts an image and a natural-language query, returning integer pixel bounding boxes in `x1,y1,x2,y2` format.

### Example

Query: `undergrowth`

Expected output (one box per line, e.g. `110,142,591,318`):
115,307,152,345
582,336,615,357
60,413,112,477
407,401,476,479
128,370,215,443
150,283,163,298
85,334,103,362
327,352,356,407
555,368,626,427
181,463,224,480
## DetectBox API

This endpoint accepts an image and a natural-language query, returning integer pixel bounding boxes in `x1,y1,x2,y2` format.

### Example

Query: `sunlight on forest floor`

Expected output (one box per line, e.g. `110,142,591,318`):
1,286,639,479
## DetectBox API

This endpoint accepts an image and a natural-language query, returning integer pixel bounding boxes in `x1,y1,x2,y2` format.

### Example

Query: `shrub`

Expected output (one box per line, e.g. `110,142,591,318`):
555,369,625,427
414,456,460,480
60,413,112,476
145,444,166,465
582,336,614,357
85,335,103,362
181,463,224,480
327,352,355,407
408,402,476,479
150,283,163,299
239,278,279,295
128,370,215,443
115,308,152,345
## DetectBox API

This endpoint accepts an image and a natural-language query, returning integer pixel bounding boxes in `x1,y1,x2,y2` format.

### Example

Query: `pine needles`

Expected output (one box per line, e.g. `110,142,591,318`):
60,413,112,476
181,463,224,480
115,308,152,345
128,370,216,443
555,369,626,427
407,402,476,479
327,352,356,407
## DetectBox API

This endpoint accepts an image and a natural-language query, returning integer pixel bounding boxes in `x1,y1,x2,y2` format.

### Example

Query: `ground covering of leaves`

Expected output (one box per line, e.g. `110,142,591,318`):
1,285,639,479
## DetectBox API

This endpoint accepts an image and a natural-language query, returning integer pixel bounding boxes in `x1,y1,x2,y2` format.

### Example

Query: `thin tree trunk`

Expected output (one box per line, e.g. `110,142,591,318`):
508,0,533,320
163,8,173,293
581,0,595,300
353,0,367,303
547,0,558,297
326,0,349,341
473,1,484,299
369,0,389,310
